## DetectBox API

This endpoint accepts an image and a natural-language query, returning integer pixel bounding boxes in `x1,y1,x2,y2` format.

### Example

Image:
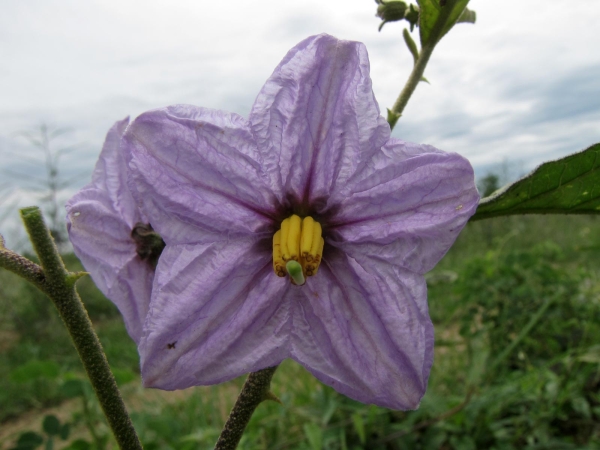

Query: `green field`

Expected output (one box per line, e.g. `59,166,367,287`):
1,215,599,449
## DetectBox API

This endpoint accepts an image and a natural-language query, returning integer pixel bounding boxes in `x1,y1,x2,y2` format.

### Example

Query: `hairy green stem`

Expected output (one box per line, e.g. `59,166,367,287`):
0,239,46,291
17,207,142,450
388,1,457,130
214,366,279,450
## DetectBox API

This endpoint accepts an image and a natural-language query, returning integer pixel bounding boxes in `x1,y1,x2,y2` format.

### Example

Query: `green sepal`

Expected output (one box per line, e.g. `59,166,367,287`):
403,28,419,64
405,4,420,31
457,7,476,24
387,109,401,129
472,142,600,221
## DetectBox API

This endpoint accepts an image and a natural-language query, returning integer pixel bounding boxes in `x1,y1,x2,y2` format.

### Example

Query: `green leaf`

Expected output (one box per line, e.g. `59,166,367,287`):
351,413,366,445
403,28,419,65
60,379,85,398
59,423,70,441
112,368,136,386
42,415,61,436
15,432,44,449
10,361,60,383
303,423,323,450
62,440,91,450
417,0,470,46
472,143,600,220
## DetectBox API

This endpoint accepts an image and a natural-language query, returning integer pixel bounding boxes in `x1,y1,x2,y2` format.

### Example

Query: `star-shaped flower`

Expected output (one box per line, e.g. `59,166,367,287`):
72,34,478,410
66,118,164,344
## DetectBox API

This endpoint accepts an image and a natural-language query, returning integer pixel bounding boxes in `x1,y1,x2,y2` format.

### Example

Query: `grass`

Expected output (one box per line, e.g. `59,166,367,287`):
1,215,600,449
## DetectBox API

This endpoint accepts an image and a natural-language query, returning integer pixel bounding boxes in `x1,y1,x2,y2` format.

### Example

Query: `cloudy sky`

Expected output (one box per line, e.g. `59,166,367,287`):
1,0,600,241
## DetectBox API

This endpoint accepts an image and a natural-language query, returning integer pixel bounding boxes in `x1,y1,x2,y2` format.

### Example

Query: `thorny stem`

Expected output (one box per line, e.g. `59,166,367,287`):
14,207,143,450
214,366,279,450
388,1,458,130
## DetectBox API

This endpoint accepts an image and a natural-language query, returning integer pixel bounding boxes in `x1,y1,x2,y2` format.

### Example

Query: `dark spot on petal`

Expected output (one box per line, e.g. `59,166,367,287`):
167,341,177,349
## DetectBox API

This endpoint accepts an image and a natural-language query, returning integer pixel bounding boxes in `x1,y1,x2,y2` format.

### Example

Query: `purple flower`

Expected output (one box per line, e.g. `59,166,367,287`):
92,34,477,410
66,118,164,344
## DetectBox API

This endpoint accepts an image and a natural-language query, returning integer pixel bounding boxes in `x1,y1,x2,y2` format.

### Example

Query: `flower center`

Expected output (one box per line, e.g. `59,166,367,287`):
272,214,324,285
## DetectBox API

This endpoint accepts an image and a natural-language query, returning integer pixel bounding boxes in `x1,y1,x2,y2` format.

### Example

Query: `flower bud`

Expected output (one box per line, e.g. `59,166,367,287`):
376,0,408,23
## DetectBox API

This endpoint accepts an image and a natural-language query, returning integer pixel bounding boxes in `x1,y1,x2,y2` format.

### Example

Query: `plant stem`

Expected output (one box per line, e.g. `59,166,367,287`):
388,1,457,130
214,366,279,450
0,235,46,291
18,206,142,450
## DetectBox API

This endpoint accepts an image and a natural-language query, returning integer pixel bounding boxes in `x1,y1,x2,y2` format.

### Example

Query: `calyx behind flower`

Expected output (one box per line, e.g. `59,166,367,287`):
131,223,166,270
272,215,324,284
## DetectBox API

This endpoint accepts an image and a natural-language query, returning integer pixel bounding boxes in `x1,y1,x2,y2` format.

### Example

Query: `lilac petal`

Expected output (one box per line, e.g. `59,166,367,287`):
122,106,277,245
250,34,390,206
89,117,138,225
66,119,152,343
328,139,479,274
139,238,290,389
290,247,433,410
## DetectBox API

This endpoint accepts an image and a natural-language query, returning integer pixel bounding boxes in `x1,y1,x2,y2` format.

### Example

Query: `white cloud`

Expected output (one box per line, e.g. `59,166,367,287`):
0,0,599,216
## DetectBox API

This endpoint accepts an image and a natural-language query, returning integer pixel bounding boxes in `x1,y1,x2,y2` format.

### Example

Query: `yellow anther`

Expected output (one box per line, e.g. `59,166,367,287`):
272,230,286,277
286,215,302,261
313,237,325,274
305,238,324,276
273,214,324,283
280,218,291,261
300,216,315,259
308,221,322,263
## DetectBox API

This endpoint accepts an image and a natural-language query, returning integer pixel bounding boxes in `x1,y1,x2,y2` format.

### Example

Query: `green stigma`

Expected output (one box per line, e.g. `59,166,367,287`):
286,260,305,286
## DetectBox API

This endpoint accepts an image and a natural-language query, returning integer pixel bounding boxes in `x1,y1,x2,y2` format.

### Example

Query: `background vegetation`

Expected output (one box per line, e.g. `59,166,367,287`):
1,212,599,449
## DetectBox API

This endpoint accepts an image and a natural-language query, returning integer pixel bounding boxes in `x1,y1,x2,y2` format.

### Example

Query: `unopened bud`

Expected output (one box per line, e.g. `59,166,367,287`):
376,0,407,21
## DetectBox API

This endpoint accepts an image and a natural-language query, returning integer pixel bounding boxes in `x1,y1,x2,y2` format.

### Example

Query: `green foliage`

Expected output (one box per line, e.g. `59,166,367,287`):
3,217,600,448
478,173,500,197
42,415,61,436
474,143,600,220
0,261,136,422
9,416,71,450
417,0,470,46
10,361,60,383
10,432,44,450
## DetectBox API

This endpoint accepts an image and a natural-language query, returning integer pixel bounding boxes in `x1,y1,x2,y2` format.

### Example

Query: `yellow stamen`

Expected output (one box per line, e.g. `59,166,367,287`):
309,221,322,263
280,218,291,261
272,230,286,277
287,215,302,261
300,216,315,259
273,214,325,283
313,237,325,274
